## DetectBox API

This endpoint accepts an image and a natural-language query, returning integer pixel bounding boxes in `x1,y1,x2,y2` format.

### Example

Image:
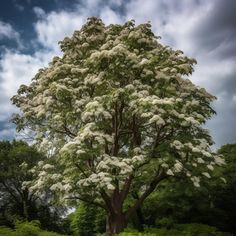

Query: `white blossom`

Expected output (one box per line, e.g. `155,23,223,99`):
214,156,225,166
191,176,200,187
220,177,227,183
173,161,183,173
202,172,211,178
166,169,174,176
207,164,214,171
197,158,205,164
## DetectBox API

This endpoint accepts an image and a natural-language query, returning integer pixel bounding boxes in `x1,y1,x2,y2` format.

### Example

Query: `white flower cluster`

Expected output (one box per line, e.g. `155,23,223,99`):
202,172,211,178
78,172,115,191
191,176,200,187
165,159,183,176
42,164,54,170
149,114,165,126
82,100,112,122
171,140,184,150
61,123,113,152
97,154,133,175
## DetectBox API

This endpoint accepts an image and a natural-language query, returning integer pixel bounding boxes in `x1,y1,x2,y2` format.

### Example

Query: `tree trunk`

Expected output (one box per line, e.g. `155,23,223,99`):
22,200,29,220
106,212,127,236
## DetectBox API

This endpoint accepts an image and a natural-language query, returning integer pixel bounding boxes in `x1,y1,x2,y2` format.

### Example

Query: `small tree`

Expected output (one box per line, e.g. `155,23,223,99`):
12,18,225,235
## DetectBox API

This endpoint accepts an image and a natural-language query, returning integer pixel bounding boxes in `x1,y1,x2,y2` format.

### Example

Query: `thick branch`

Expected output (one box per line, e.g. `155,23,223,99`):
100,189,114,214
112,102,119,156
125,169,167,219
120,174,134,204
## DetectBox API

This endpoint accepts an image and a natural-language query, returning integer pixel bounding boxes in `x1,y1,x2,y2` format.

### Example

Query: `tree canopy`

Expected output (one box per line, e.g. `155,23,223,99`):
12,17,224,235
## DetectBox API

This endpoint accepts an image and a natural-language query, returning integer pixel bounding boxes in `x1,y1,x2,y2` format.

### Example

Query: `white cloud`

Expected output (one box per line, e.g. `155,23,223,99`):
33,3,124,53
125,0,212,55
0,49,55,122
100,6,124,25
34,9,85,52
0,21,20,40
0,0,235,147
33,6,46,18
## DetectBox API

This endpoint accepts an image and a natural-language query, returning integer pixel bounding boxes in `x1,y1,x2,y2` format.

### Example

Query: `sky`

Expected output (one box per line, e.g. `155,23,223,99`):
0,0,236,149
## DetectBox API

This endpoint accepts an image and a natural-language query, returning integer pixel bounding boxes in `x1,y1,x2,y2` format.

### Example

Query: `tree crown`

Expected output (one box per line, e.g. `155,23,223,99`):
12,17,223,204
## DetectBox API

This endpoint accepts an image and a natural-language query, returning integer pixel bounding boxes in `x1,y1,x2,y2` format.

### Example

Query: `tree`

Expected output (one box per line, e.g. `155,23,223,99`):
12,17,224,235
213,144,236,233
70,203,97,236
0,140,63,231
0,140,42,223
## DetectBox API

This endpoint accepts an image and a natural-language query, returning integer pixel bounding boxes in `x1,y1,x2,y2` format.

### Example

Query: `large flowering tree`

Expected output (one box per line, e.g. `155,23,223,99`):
12,18,224,235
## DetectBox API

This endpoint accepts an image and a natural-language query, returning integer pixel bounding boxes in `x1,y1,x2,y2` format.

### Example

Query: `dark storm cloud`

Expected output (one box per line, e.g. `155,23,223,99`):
192,0,236,59
0,119,15,140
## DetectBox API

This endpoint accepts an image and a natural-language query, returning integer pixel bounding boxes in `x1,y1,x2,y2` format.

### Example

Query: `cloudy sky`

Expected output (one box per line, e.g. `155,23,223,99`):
0,0,235,149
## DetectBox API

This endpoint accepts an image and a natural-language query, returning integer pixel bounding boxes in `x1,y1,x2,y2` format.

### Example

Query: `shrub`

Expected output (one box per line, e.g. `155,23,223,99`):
0,226,15,236
14,221,40,236
0,221,66,236
118,223,232,236
174,223,232,236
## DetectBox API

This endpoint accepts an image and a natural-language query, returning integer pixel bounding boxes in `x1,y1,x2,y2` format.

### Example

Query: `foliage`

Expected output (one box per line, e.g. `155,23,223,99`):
118,224,232,236
70,203,96,236
211,144,236,233
0,140,63,232
0,221,65,236
0,140,43,223
131,143,236,234
0,226,15,236
68,203,106,235
94,207,106,233
12,17,222,234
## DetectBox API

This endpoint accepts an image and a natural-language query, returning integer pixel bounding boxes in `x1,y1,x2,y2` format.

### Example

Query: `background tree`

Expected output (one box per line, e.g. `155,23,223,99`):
212,144,236,233
12,17,224,236
0,140,63,232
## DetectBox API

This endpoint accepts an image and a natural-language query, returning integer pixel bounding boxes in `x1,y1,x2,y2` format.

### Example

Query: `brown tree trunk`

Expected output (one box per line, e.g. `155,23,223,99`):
106,212,127,236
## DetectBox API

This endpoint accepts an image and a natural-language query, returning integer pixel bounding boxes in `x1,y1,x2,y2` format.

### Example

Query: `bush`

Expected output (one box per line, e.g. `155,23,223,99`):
0,221,65,236
174,223,232,236
118,223,233,236
0,226,15,236
15,220,40,236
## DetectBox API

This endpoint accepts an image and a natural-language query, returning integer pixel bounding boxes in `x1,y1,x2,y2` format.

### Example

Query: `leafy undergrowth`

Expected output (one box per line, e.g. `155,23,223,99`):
118,224,233,236
0,221,65,236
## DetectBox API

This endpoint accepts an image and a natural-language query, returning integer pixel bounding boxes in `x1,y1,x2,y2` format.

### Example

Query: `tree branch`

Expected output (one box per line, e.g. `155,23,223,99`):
74,163,89,178
120,174,134,204
100,189,114,214
125,169,167,219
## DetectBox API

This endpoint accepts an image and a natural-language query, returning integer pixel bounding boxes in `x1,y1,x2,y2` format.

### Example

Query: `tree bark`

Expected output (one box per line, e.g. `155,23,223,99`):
105,188,128,236
106,212,127,236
